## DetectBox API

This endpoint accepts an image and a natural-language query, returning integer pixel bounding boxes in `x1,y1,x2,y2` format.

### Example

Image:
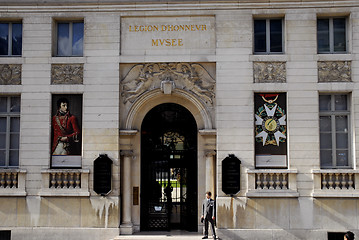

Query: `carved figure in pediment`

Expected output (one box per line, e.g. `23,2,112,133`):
121,62,215,105
121,64,161,103
174,63,215,104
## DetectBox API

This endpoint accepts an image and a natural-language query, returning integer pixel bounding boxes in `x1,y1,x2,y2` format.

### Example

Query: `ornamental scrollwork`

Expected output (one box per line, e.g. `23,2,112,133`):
120,63,215,105
0,64,21,85
51,64,83,84
318,61,351,82
253,62,286,83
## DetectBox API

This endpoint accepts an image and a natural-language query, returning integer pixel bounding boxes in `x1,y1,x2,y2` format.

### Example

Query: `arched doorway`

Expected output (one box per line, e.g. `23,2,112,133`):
140,103,198,231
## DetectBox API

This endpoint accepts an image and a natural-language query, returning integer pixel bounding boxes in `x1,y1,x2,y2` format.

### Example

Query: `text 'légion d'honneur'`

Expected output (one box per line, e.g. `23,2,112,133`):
128,24,208,47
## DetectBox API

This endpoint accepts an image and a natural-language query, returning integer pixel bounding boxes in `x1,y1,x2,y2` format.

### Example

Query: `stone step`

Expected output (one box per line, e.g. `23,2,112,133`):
111,236,214,240
110,230,207,240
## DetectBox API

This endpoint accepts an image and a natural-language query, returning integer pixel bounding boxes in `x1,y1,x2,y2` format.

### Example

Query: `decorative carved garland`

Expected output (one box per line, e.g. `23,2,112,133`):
0,64,21,85
120,63,215,106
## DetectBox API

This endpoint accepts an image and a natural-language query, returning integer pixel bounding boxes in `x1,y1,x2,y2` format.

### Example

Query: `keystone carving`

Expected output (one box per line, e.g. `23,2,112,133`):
253,62,286,83
51,64,83,84
318,61,351,82
121,63,215,105
0,64,21,85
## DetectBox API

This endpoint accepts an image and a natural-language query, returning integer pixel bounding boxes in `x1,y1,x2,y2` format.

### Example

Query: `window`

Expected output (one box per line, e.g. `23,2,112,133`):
319,94,350,168
0,22,22,56
56,21,84,56
0,96,20,167
317,17,347,53
254,19,283,54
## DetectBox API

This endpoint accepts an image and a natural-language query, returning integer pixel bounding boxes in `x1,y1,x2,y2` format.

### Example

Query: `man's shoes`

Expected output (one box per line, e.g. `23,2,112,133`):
202,236,208,239
213,236,217,239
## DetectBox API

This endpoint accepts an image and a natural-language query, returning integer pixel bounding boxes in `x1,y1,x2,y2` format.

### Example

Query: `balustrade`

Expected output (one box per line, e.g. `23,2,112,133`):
255,172,288,190
247,169,298,197
49,171,82,189
0,172,18,188
321,172,354,190
40,169,90,196
312,170,359,197
0,169,26,196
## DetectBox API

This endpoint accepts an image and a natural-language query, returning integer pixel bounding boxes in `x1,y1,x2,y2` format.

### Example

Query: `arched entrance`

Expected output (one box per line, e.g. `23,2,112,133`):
140,103,198,231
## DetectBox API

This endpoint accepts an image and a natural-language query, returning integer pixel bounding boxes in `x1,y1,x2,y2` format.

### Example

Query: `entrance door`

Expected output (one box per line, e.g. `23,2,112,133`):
141,103,198,231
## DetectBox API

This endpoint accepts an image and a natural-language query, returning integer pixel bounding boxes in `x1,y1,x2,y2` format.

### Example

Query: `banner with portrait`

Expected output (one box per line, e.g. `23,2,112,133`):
51,94,82,168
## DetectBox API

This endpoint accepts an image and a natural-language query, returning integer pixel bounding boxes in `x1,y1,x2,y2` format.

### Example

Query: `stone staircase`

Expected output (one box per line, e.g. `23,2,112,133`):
109,230,206,240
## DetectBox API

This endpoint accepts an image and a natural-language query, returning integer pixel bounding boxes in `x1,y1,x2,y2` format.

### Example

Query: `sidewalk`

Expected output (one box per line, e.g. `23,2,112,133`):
112,230,216,240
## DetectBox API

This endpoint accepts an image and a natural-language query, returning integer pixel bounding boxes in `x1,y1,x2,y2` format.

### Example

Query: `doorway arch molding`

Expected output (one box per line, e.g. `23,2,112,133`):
124,88,214,130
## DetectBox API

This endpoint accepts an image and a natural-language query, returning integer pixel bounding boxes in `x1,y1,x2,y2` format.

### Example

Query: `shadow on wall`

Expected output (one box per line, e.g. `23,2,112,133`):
315,198,358,230
216,197,358,239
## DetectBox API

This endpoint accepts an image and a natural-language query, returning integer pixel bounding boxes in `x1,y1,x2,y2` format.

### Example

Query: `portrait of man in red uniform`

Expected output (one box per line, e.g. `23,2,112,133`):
52,97,81,156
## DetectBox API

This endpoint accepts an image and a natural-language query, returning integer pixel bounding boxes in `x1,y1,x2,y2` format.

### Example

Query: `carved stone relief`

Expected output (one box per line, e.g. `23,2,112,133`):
253,62,286,83
51,64,83,84
0,64,21,85
120,63,215,106
318,61,351,82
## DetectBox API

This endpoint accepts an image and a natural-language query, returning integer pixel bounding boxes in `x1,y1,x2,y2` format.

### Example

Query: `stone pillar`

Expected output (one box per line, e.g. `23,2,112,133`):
120,150,133,234
205,150,216,196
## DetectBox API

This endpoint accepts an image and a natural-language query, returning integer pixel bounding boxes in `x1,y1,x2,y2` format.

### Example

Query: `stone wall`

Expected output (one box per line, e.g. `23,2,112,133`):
0,11,121,240
0,1,358,240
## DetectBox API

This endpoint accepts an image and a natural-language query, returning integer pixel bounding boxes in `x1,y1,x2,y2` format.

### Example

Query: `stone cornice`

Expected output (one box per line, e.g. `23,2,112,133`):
199,129,216,136
0,1,358,12
119,129,139,136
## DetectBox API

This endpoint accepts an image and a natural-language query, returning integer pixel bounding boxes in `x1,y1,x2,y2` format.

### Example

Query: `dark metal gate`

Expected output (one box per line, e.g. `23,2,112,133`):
141,103,198,231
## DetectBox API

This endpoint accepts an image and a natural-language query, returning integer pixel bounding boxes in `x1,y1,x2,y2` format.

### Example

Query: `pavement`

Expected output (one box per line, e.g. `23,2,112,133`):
112,230,218,240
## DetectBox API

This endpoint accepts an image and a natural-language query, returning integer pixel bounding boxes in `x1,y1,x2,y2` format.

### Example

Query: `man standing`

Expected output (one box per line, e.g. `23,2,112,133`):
201,191,216,239
52,97,80,155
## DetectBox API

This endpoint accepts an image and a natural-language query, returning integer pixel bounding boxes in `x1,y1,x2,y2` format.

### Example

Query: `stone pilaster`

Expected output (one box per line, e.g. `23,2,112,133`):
120,150,134,234
205,150,216,196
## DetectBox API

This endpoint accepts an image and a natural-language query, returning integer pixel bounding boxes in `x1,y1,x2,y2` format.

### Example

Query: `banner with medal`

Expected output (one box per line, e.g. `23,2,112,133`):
254,93,287,168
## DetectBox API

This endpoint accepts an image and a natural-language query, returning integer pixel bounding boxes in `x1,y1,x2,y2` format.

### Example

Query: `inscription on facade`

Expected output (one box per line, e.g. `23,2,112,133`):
128,24,207,47
318,61,351,82
0,64,21,85
129,24,207,32
121,17,215,55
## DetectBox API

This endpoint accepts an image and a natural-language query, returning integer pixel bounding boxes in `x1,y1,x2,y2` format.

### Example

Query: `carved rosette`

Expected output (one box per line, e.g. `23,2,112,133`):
51,64,83,84
0,64,21,85
120,63,215,106
253,62,286,83
318,61,351,82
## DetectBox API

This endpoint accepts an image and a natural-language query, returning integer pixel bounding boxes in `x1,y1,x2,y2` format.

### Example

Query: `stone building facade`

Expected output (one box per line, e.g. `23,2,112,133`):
0,0,359,239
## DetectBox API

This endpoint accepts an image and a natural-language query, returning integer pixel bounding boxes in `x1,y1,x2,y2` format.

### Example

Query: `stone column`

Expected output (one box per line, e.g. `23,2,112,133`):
120,150,133,234
205,150,216,196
